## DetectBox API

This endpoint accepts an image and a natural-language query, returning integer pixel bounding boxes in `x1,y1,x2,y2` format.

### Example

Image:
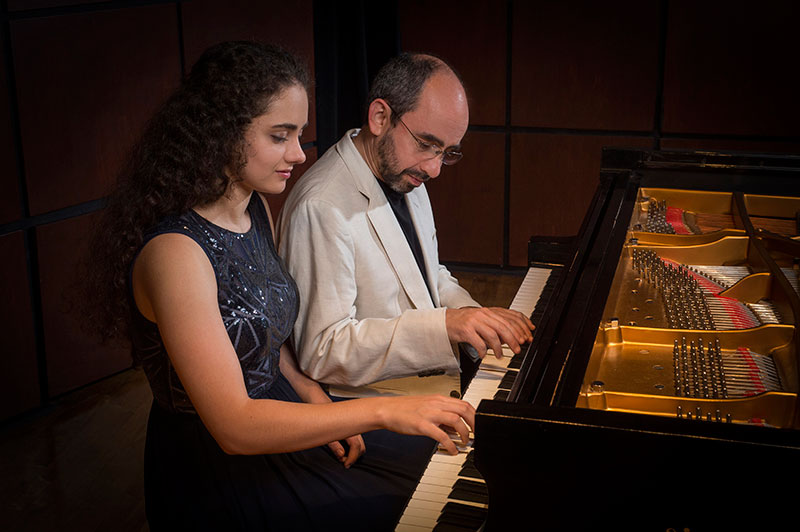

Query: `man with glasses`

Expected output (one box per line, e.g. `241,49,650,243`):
278,53,533,398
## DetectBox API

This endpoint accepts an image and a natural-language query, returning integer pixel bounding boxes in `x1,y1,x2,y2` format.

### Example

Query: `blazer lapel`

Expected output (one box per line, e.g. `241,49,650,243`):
406,189,441,307
365,186,435,310
337,131,436,311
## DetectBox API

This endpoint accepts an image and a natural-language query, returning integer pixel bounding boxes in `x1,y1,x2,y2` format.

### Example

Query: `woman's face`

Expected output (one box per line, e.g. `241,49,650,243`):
236,84,308,195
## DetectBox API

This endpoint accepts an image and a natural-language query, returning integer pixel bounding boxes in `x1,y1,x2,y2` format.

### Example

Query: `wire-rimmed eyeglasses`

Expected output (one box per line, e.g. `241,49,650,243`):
384,102,463,166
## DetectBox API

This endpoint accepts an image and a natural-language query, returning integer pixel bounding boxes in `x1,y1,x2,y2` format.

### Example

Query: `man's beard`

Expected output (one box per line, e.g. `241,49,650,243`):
376,131,429,194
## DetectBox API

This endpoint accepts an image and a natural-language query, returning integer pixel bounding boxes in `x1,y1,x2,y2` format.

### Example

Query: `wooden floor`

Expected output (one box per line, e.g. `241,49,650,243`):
0,269,524,532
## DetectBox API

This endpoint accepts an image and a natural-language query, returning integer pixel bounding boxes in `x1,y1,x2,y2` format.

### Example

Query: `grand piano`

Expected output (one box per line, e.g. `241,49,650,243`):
472,147,800,531
396,147,800,531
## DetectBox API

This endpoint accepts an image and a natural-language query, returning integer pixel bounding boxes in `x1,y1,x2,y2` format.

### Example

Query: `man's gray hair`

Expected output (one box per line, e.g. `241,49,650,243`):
365,52,464,123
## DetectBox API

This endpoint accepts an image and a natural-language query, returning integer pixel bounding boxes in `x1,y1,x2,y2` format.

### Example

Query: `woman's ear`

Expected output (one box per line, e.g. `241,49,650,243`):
366,98,392,136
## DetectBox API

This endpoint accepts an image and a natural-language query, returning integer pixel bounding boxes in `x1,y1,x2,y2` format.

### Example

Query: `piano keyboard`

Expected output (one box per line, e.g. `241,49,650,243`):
508,266,554,316
396,266,554,531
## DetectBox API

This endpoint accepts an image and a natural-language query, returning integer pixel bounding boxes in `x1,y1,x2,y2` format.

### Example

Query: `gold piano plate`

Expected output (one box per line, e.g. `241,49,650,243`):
578,323,797,427
579,389,796,427
579,187,799,428
744,194,800,221
628,236,750,264
631,229,746,246
634,188,800,237
638,188,734,215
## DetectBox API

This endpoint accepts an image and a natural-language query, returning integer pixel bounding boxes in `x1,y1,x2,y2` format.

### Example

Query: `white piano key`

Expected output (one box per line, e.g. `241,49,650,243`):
424,460,462,472
509,267,552,316
417,472,455,488
410,493,487,513
430,451,466,464
405,499,445,513
395,519,431,532
476,345,513,367
412,483,452,497
420,466,462,480
401,510,439,523
411,488,450,503
398,513,437,528
437,435,472,454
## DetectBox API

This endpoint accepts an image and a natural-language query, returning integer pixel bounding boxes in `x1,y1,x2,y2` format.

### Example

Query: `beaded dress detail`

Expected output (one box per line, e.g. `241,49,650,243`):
130,193,299,413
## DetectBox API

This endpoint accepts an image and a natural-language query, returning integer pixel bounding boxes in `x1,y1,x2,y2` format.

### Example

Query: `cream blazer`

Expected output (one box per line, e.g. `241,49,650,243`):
277,130,479,397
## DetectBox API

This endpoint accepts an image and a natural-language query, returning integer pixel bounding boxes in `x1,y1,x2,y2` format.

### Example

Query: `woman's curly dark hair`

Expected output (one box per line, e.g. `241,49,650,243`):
85,41,310,343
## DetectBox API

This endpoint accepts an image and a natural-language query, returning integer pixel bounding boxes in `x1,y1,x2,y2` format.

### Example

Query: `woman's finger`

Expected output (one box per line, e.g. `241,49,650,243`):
327,441,346,461
342,435,366,468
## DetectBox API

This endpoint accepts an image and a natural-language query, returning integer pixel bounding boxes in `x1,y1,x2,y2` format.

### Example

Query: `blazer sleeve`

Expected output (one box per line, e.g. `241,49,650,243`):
279,198,459,387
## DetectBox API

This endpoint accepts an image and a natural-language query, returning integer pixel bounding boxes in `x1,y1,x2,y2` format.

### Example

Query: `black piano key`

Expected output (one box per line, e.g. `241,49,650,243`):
437,502,487,522
529,268,561,321
493,389,509,401
530,269,560,309
449,488,488,505
452,478,488,495
435,515,485,530
507,351,525,370
458,451,483,480
449,479,489,504
435,501,488,530
459,463,482,480
432,524,480,532
498,370,518,390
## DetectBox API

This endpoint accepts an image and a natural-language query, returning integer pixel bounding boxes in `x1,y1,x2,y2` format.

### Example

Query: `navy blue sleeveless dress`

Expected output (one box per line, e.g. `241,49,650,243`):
131,194,435,531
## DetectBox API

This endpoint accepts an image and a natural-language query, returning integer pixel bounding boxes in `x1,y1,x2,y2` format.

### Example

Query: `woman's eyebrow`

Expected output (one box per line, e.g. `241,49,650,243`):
271,122,308,130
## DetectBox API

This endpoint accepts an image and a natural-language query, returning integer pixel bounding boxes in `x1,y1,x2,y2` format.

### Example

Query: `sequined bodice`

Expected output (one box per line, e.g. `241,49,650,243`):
130,194,299,413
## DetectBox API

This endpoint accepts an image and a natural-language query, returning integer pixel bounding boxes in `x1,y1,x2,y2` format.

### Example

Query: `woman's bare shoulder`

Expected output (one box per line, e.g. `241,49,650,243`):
132,232,216,321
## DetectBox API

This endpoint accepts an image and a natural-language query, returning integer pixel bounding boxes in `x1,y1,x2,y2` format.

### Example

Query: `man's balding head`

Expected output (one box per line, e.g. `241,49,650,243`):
366,53,467,123
355,52,469,193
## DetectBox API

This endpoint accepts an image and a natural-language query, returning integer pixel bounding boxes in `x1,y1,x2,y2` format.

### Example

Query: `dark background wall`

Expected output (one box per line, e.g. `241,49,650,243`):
1,0,798,423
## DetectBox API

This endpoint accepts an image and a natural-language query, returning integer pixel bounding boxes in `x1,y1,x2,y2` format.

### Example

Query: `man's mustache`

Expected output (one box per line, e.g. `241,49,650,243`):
403,169,430,182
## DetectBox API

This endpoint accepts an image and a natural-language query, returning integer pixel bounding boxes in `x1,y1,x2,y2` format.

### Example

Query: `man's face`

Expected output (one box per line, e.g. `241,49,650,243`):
375,129,429,194
375,72,469,194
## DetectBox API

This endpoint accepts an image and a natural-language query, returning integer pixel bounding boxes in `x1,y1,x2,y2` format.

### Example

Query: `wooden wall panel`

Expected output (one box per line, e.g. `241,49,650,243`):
427,131,505,264
11,5,180,215
7,0,105,10
663,1,800,136
511,0,660,131
509,134,652,266
37,213,130,397
398,0,507,126
0,232,40,419
181,0,317,143
0,33,21,225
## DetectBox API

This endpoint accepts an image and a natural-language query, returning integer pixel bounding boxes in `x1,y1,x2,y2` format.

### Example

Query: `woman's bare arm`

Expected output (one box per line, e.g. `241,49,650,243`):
132,233,474,456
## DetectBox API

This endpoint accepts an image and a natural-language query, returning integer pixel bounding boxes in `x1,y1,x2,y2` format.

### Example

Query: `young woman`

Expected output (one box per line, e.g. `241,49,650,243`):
88,41,474,531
